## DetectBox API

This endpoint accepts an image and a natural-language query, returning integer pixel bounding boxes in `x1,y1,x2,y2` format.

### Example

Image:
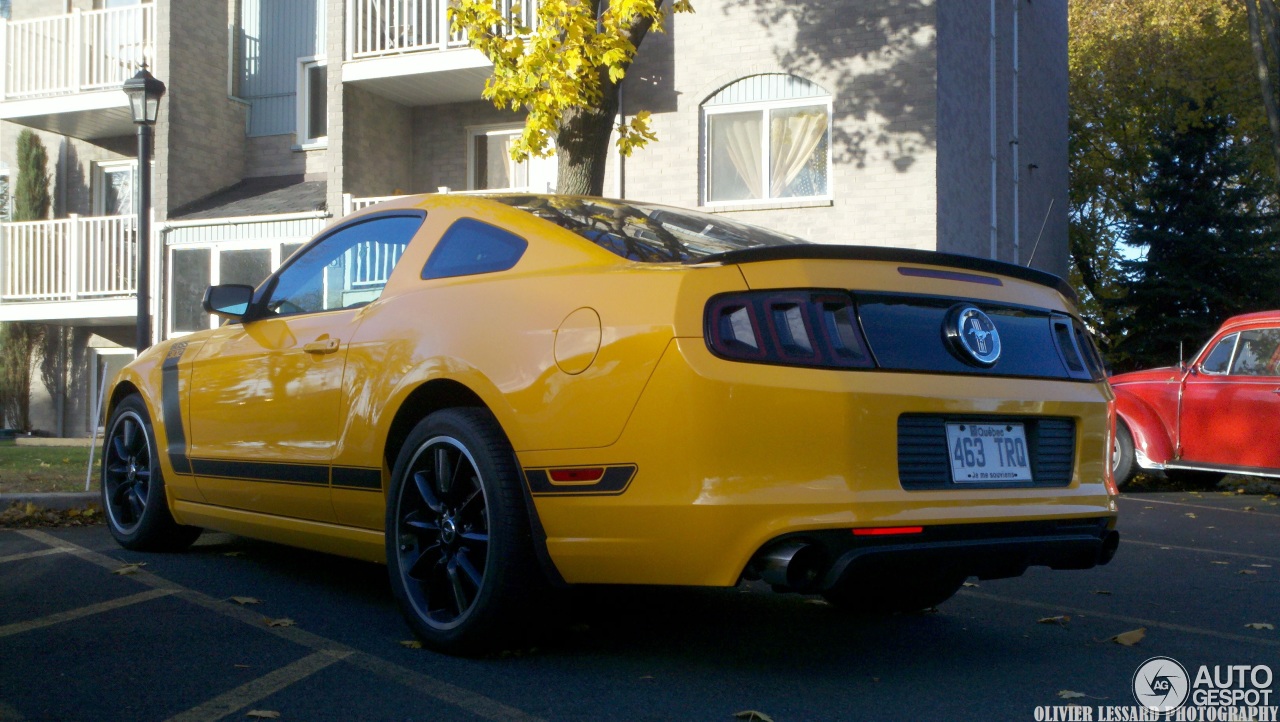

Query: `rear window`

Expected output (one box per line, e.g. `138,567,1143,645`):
488,195,808,263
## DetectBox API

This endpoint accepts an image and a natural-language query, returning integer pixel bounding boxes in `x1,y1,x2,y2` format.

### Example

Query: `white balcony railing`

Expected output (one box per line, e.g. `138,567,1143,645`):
346,0,536,59
0,215,137,302
2,5,155,101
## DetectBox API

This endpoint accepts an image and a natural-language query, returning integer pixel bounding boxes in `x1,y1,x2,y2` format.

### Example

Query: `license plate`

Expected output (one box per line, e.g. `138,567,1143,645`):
944,422,1033,482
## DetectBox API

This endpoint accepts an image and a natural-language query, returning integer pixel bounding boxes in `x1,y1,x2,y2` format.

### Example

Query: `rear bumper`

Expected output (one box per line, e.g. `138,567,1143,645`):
523,340,1119,587
750,517,1120,592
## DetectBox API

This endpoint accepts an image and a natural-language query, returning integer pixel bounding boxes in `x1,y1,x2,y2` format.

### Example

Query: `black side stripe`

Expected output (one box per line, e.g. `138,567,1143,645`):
332,466,383,491
160,343,191,475
189,458,329,486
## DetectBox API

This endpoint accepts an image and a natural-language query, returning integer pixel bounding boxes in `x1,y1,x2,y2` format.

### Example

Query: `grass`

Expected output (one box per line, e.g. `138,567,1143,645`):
0,443,98,495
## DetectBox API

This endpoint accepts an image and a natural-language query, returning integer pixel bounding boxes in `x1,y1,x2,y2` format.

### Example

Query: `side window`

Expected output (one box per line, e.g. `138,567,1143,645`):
1230,328,1280,376
421,218,527,280
267,214,423,316
1199,333,1238,375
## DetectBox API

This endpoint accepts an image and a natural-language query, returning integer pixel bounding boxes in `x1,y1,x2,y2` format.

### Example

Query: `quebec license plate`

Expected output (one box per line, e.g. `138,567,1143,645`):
944,422,1033,482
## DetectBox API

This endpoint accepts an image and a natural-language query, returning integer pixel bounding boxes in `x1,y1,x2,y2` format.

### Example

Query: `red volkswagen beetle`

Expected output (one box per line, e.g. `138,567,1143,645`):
1111,311,1280,488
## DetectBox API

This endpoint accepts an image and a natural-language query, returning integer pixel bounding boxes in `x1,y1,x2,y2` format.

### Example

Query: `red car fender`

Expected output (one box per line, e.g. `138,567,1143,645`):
1114,387,1176,466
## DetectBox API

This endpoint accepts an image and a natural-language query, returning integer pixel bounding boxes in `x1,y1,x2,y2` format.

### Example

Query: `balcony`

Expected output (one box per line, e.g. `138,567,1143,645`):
0,5,155,140
343,0,534,105
0,215,139,324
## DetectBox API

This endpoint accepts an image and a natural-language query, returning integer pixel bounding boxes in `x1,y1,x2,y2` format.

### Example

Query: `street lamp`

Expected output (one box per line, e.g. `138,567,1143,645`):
122,67,165,353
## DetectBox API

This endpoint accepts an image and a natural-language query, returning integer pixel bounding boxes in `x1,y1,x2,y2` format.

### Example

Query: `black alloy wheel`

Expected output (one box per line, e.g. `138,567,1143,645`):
101,395,201,551
396,435,490,628
386,408,542,654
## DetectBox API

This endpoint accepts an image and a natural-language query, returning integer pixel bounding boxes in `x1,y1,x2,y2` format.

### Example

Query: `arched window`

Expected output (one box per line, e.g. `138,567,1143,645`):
703,74,832,204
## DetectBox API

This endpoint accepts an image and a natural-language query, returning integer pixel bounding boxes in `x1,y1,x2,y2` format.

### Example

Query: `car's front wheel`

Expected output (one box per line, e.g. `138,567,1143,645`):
101,394,201,551
385,408,542,655
821,572,967,614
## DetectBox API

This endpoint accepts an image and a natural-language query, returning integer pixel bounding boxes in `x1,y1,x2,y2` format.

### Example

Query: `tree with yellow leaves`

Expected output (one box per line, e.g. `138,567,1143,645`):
451,0,693,196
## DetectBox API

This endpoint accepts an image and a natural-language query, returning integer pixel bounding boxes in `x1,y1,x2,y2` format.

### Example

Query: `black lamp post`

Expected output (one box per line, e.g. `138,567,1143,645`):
122,67,165,353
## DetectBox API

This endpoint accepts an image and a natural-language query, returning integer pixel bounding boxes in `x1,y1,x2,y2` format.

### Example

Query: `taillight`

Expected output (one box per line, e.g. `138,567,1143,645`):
705,290,875,369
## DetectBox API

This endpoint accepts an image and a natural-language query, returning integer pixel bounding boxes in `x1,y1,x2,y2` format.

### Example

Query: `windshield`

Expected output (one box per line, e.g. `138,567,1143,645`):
488,195,809,263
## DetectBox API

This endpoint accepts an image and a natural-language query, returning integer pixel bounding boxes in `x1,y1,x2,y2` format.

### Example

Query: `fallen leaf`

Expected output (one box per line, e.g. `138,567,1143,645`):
963,582,980,588
1093,590,1112,595
112,562,147,575
1245,623,1275,630
1243,507,1256,512
399,640,422,649
245,712,280,720
1239,570,1258,575
1185,513,1197,519
234,664,251,669
223,551,245,557
66,508,81,518
1108,628,1146,646
733,712,774,722
264,618,295,628
638,675,654,680
1038,615,1071,626
1253,564,1272,568
1212,561,1231,565
1236,488,1246,495
1058,691,1087,699
229,596,261,606
804,599,829,606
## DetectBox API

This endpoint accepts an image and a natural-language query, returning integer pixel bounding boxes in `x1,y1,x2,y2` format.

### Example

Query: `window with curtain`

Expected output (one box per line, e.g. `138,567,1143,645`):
468,126,557,192
704,75,832,204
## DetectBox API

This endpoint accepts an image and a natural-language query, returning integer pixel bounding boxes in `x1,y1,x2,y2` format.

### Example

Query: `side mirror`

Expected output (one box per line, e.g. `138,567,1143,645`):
202,284,255,320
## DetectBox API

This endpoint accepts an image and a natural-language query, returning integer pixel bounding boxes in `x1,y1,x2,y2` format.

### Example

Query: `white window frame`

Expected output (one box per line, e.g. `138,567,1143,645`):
166,239,307,337
466,123,557,193
296,56,328,149
702,96,834,208
92,160,138,216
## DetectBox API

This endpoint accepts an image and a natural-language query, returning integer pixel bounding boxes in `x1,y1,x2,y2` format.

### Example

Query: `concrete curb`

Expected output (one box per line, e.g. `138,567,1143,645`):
1,492,100,511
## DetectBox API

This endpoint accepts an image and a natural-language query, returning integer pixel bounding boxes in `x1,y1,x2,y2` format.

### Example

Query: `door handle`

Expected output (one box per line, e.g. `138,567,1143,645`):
303,338,340,354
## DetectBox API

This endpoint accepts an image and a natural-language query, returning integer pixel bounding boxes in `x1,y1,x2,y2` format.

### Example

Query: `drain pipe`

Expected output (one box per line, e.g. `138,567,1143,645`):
1011,0,1021,264
989,0,999,260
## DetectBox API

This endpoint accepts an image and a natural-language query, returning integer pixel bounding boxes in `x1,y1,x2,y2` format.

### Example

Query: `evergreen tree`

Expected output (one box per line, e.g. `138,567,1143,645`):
1114,109,1280,370
13,129,50,222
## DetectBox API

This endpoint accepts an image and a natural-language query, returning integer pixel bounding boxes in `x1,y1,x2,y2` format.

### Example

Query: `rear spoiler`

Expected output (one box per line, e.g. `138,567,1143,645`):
696,245,1078,304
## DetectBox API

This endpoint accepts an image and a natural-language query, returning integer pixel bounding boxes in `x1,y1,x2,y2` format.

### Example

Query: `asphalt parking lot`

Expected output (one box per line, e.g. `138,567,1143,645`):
1,491,1277,722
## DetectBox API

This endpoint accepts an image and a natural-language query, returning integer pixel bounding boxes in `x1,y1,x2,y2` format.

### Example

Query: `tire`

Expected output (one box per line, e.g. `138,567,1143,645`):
101,394,201,552
385,408,543,655
1113,420,1138,490
1163,468,1225,490
821,572,967,614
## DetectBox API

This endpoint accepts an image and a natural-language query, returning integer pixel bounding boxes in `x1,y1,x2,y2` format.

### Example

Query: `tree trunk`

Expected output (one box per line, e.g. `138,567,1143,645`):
1246,0,1280,191
555,84,620,196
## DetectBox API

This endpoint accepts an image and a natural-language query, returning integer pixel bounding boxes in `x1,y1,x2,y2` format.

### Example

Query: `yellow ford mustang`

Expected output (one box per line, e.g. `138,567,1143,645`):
102,194,1119,653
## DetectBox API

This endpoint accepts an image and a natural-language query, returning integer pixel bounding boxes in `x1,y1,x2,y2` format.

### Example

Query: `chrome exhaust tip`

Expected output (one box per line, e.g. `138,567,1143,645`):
756,542,829,592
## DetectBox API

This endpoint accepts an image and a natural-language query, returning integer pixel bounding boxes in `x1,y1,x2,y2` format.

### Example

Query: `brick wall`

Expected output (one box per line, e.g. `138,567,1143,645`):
243,135,328,179
155,0,248,218
342,85,414,198
411,101,526,193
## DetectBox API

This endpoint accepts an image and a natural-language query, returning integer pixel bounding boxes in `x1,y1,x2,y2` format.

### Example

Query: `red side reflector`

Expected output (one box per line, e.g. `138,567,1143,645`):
548,468,605,483
852,526,924,536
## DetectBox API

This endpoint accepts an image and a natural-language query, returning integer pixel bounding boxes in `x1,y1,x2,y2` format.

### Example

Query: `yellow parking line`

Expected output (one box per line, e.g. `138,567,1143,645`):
960,590,1280,648
1123,538,1280,562
0,588,177,638
164,650,351,722
13,529,544,722
0,547,72,564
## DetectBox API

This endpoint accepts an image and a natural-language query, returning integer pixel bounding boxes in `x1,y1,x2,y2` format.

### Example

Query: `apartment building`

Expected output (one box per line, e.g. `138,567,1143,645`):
0,0,1068,436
